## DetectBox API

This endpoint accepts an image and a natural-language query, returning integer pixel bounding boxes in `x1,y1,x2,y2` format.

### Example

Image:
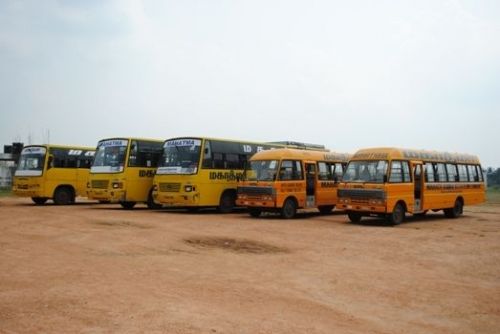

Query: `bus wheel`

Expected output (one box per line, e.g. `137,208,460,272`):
120,201,136,210
32,197,48,205
218,191,236,213
318,205,334,214
249,208,262,217
444,199,463,218
281,198,297,219
347,212,362,223
387,203,405,225
53,187,74,205
147,190,162,209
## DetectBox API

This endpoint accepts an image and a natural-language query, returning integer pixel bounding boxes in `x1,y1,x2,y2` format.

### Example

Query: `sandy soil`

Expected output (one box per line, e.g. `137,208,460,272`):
1,197,499,334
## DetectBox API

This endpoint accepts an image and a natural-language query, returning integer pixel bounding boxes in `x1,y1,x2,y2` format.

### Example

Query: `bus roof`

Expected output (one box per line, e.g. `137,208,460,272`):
164,136,327,150
250,148,351,162
351,147,481,164
22,144,96,151
97,137,163,143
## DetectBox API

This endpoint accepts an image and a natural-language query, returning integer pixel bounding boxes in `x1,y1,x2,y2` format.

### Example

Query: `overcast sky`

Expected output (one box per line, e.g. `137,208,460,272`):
1,0,499,166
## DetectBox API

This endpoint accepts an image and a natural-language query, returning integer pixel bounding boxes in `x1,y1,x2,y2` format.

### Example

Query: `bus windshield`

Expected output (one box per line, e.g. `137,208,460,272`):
157,138,201,175
15,147,47,176
244,160,279,181
91,139,128,173
343,160,388,183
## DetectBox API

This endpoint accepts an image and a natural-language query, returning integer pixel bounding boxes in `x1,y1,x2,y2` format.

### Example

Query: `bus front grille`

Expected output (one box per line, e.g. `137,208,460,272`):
91,180,109,189
159,182,181,192
237,186,274,196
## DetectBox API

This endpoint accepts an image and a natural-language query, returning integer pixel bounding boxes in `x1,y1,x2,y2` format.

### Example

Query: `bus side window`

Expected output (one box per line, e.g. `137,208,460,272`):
435,163,447,182
467,165,478,182
477,165,484,182
457,164,468,182
425,163,435,182
225,153,239,169
317,162,331,180
279,160,302,180
389,161,402,183
334,163,344,181
446,164,458,182
213,152,224,169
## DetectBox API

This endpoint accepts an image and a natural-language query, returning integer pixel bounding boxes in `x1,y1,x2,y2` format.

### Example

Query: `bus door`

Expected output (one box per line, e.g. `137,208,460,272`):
305,162,316,208
413,162,424,212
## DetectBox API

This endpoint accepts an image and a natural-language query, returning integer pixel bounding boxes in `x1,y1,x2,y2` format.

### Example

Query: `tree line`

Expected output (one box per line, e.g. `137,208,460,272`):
486,168,500,188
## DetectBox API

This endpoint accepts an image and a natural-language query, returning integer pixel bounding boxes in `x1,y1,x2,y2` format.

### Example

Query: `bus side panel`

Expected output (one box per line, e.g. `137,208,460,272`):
197,169,239,206
44,168,77,198
275,181,306,209
315,181,337,207
124,167,155,202
386,183,413,213
76,169,90,197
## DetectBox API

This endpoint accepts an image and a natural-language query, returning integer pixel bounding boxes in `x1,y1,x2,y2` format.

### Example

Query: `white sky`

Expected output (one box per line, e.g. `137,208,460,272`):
1,0,499,166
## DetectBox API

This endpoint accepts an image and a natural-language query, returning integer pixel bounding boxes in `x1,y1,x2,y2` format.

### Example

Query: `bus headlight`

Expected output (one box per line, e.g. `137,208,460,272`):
112,182,123,189
184,185,193,192
152,184,158,191
369,199,384,205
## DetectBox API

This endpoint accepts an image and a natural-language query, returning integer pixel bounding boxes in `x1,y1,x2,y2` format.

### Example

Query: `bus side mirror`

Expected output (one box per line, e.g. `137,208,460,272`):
383,175,388,183
47,155,54,169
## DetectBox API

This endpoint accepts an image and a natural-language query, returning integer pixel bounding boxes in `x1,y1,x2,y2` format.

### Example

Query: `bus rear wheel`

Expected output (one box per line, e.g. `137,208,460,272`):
347,212,362,223
281,198,297,219
120,201,136,210
53,187,74,205
387,203,405,225
444,199,463,218
318,205,334,214
249,208,262,217
32,197,48,205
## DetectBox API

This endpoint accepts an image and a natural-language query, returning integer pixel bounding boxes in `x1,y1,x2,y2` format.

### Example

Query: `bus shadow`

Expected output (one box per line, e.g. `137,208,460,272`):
349,212,450,227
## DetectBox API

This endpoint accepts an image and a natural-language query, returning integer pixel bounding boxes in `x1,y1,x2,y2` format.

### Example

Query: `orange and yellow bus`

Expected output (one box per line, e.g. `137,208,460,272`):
236,148,350,218
13,144,95,205
152,137,325,212
86,137,163,209
337,147,485,225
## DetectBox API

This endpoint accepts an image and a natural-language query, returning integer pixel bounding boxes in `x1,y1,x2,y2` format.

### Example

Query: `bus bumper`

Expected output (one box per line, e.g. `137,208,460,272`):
338,203,386,214
154,191,200,206
236,199,276,209
12,182,43,198
87,189,126,202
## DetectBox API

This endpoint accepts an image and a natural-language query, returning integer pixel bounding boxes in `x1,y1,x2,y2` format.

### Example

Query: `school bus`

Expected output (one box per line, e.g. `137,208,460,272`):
337,147,486,225
86,138,163,209
13,144,96,205
236,148,350,218
152,137,325,212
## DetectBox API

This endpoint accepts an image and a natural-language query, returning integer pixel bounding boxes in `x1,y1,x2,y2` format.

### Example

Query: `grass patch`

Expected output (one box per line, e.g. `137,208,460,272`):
0,188,12,197
486,188,500,204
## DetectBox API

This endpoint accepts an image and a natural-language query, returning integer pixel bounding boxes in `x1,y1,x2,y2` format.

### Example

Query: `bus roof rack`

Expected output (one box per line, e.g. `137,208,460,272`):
268,141,326,150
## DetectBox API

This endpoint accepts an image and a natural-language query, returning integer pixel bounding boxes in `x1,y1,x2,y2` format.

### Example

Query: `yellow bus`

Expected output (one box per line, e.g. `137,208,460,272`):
86,138,163,209
152,137,325,212
236,148,350,218
337,147,486,225
13,144,96,205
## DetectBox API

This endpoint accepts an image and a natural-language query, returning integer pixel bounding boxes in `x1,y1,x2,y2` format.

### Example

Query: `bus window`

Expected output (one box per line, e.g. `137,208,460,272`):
435,163,447,182
333,163,344,180
477,165,484,182
389,161,402,183
402,161,411,182
128,141,162,168
279,160,302,180
446,164,458,182
317,162,332,180
467,165,478,182
457,164,468,182
425,163,435,182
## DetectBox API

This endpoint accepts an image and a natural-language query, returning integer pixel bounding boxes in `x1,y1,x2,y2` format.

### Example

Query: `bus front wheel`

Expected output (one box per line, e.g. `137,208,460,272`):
249,208,262,217
147,190,162,209
281,198,297,219
53,187,74,205
387,203,405,225
218,191,236,213
347,212,362,223
120,201,136,210
32,197,48,205
444,199,463,218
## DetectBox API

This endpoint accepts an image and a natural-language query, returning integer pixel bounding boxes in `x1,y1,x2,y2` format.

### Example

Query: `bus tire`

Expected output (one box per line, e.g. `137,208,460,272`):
53,187,74,205
120,201,136,210
32,197,48,205
387,202,405,225
444,198,463,219
281,198,297,219
218,190,236,213
98,200,111,204
249,208,262,217
347,212,362,223
318,205,334,214
146,189,162,209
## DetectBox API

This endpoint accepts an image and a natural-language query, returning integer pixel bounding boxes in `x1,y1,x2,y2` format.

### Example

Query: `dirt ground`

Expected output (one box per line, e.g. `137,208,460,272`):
1,197,499,334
